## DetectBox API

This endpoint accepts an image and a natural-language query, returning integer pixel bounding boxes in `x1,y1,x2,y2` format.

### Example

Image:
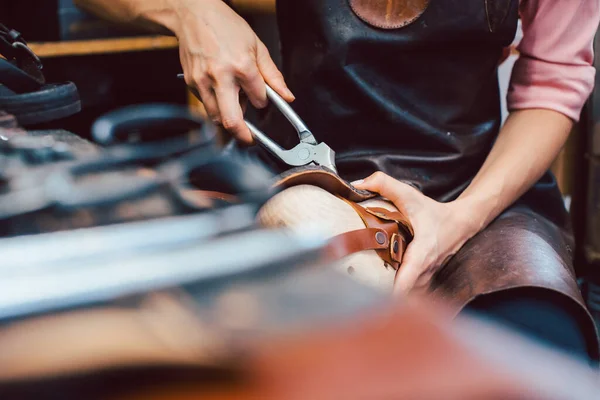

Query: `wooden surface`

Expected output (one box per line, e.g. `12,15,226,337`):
28,36,178,58
232,0,275,13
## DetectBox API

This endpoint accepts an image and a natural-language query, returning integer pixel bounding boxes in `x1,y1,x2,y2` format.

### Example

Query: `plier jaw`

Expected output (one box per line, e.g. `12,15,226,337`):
245,86,338,175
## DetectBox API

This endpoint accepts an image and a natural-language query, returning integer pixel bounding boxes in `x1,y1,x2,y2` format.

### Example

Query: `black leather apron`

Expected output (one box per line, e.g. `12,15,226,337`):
259,0,599,360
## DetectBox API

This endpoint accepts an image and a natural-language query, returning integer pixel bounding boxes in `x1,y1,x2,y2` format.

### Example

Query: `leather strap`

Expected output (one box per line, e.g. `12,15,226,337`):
326,227,390,259
325,196,413,270
271,165,414,269
274,165,376,203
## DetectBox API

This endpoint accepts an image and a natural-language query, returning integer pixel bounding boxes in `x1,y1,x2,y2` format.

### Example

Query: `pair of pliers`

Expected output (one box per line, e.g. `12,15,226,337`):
178,73,337,173
245,85,337,174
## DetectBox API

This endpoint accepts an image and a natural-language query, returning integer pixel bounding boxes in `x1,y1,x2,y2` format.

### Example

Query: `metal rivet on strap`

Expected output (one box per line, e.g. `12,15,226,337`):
393,239,399,254
375,231,386,245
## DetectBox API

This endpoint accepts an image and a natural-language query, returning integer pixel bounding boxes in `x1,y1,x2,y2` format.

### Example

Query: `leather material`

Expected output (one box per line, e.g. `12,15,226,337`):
326,227,393,259
0,58,43,94
269,167,600,360
264,0,596,340
274,165,376,202
430,206,600,361
348,0,430,29
0,82,81,126
485,0,513,32
0,24,80,125
0,24,45,93
272,165,414,269
253,0,596,354
339,196,411,269
265,0,538,217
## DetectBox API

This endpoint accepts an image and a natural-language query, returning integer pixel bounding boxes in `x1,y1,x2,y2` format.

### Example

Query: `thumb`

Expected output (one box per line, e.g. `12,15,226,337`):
353,172,419,207
256,41,295,102
393,237,429,296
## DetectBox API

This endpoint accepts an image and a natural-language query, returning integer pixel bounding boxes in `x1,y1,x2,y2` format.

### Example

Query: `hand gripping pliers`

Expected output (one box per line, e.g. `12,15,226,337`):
178,73,337,174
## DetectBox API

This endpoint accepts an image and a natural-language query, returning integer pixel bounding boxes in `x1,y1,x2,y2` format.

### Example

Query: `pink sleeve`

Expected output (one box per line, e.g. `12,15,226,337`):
507,0,599,122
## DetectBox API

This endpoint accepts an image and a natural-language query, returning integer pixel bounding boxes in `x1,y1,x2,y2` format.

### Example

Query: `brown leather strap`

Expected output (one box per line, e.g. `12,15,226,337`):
325,227,390,260
271,165,414,269
324,197,413,270
274,166,376,203
364,207,414,236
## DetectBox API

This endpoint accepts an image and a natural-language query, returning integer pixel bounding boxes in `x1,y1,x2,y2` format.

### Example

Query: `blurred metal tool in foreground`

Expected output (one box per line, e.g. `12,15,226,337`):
0,207,330,321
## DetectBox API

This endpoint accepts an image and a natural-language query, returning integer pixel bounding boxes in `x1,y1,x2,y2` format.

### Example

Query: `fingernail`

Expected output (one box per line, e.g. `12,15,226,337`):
351,179,364,186
285,89,295,100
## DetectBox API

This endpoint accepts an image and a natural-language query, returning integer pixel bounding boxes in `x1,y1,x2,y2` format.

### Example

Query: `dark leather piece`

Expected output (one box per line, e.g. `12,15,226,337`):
268,0,521,206
274,165,376,202
485,0,514,32
348,0,430,29
91,103,215,146
0,58,43,94
0,82,81,126
365,206,413,236
0,24,45,92
0,24,79,126
430,206,600,361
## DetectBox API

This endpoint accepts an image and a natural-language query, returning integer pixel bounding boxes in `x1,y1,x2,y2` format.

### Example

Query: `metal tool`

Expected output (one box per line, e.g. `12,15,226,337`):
0,209,329,321
246,85,337,174
177,73,337,173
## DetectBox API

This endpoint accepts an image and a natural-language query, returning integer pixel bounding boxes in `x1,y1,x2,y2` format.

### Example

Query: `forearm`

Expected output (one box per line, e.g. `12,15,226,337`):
454,109,573,231
73,0,183,35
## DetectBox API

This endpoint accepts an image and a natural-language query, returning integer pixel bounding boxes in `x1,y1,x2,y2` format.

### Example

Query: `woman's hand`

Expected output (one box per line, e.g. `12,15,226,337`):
173,0,294,143
353,172,482,295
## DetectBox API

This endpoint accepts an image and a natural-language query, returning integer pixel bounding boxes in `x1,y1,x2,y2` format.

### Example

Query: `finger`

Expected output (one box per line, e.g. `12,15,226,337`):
238,63,268,109
256,40,295,102
393,238,430,296
182,70,221,124
196,84,221,125
214,80,253,143
352,172,415,204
